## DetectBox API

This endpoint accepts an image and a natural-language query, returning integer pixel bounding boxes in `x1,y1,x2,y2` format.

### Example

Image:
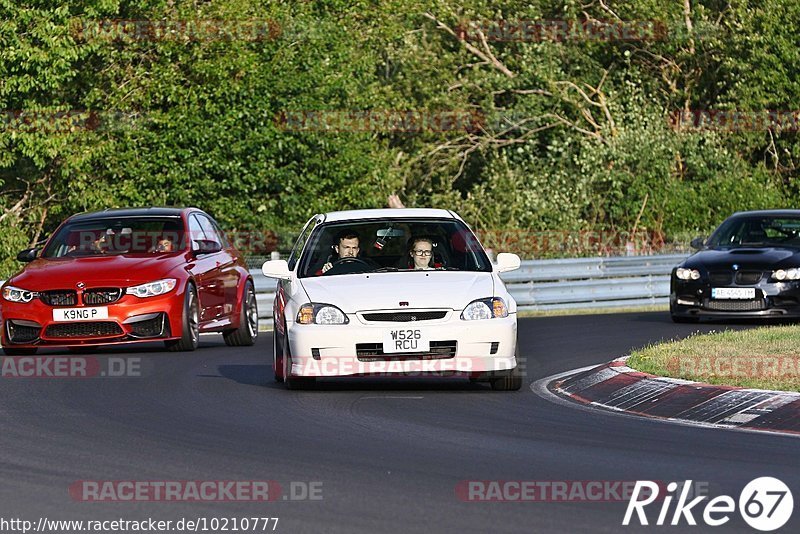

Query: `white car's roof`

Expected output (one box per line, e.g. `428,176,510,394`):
321,208,460,223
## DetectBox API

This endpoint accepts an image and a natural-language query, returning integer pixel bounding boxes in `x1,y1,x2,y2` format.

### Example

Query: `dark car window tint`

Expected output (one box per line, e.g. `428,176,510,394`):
207,217,231,248
709,216,800,248
196,214,222,246
42,218,185,258
188,215,207,250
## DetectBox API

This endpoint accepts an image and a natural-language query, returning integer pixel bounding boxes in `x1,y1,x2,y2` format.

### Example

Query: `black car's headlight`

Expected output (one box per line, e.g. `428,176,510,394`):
675,268,701,280
297,303,349,325
461,297,508,320
2,285,36,303
772,268,800,281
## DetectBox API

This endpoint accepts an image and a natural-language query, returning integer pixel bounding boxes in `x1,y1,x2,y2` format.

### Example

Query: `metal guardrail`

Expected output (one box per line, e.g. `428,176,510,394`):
252,254,690,317
0,254,689,320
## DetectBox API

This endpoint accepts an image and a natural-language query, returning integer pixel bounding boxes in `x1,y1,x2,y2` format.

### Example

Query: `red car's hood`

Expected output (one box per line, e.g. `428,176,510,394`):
8,254,184,290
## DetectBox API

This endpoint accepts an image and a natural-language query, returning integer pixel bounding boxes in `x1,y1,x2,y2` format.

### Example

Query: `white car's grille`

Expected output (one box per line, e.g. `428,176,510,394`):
356,340,457,361
361,310,447,322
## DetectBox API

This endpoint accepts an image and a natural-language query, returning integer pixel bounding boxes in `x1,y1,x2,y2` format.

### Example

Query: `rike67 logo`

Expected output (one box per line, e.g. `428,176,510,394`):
623,477,793,531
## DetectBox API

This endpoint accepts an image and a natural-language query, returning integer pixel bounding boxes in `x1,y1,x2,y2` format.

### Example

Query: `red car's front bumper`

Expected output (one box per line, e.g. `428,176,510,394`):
1,289,185,348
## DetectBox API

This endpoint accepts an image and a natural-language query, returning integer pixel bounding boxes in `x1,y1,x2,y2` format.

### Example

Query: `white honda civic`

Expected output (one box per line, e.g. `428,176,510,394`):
262,208,522,390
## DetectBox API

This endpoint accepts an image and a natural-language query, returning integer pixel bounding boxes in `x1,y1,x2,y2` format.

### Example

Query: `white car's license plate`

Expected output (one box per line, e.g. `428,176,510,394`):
711,288,756,300
52,307,109,322
383,328,430,353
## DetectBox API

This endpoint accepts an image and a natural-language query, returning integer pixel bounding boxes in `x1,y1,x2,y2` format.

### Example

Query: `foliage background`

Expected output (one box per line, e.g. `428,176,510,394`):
1,0,798,276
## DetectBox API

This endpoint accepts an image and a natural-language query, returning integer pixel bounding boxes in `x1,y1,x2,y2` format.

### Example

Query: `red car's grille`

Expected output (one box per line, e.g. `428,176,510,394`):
83,288,123,305
44,322,123,338
40,290,78,306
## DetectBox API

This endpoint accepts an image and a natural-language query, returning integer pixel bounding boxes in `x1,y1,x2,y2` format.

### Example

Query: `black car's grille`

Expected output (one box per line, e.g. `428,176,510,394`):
705,299,766,312
6,321,40,343
44,322,123,338
40,290,78,306
356,340,457,361
361,311,448,322
735,271,763,285
709,272,732,285
709,271,764,286
83,288,123,305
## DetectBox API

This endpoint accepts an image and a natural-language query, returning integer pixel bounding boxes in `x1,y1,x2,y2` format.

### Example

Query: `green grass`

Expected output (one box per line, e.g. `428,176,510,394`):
627,326,800,392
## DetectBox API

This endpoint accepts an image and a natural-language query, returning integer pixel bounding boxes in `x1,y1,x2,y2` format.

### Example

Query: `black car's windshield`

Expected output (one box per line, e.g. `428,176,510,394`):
297,218,492,277
42,217,185,258
707,215,800,248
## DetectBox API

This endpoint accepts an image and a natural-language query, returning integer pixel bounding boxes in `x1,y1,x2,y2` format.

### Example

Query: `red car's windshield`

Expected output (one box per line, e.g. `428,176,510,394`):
42,217,185,258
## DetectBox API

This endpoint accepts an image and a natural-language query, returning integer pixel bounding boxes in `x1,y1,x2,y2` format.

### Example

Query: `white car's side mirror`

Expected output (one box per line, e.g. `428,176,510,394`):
495,252,521,273
262,259,291,280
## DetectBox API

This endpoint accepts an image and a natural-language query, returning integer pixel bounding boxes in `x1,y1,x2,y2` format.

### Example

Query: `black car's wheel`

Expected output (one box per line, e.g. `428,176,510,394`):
2,347,38,356
489,345,523,391
282,324,315,390
223,280,258,347
165,284,199,352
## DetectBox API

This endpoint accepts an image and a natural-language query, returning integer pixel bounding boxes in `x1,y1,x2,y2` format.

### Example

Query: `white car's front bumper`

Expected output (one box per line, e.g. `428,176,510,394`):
286,312,517,377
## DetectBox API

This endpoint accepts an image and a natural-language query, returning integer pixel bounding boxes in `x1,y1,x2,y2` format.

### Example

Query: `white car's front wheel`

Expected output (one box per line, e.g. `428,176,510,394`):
282,322,316,390
490,345,523,391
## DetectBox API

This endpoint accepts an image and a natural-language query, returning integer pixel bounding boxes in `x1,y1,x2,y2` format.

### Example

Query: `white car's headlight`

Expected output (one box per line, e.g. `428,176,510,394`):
297,303,349,325
2,286,36,303
461,297,508,320
126,278,177,298
772,268,800,281
675,268,701,280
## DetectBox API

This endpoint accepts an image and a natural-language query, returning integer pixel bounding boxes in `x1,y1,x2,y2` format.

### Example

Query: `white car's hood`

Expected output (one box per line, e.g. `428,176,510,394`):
299,271,494,313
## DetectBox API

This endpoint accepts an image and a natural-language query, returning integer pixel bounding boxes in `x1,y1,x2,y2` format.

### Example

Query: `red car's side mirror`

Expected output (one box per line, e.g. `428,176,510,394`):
16,248,39,262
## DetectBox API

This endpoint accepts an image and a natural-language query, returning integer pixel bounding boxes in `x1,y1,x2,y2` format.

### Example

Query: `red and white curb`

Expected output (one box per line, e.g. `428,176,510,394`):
544,357,800,436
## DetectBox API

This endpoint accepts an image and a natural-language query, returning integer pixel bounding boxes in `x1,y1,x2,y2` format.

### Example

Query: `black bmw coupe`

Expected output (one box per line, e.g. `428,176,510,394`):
671,210,800,322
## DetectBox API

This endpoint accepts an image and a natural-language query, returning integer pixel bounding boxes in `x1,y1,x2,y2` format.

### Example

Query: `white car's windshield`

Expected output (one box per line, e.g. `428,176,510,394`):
297,219,492,277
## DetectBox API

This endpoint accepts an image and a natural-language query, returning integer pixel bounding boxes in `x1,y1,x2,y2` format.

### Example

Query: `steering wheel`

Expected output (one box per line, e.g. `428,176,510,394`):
322,256,374,275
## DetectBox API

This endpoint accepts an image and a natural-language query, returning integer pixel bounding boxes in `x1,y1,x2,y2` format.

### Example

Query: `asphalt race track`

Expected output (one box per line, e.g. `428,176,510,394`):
1,312,798,533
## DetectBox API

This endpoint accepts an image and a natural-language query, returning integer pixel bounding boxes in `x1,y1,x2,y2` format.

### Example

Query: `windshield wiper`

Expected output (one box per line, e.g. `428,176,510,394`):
372,267,399,273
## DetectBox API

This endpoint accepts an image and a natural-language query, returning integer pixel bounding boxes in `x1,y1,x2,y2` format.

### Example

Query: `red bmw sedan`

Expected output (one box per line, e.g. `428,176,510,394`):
0,207,257,355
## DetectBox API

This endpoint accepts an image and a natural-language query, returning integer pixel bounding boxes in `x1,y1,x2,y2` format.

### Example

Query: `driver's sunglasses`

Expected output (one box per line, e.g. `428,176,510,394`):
413,250,433,257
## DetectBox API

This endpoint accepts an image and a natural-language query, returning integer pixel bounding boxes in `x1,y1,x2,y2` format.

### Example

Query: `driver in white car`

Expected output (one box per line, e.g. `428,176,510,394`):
319,230,361,274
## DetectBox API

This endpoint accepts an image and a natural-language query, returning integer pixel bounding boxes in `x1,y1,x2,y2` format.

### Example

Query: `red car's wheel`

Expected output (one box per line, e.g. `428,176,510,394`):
223,280,258,347
165,284,199,352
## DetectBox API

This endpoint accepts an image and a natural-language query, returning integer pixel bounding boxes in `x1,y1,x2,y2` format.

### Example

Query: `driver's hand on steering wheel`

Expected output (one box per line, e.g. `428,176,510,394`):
321,262,333,273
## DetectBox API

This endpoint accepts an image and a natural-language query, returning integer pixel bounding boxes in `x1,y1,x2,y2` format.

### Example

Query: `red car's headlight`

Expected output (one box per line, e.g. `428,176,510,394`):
2,285,36,303
126,278,178,298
